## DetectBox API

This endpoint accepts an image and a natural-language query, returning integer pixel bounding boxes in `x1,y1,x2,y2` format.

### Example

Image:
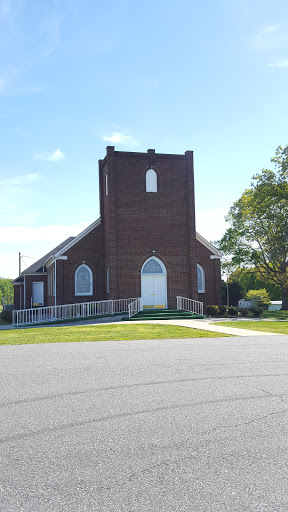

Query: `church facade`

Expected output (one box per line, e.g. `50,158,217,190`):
13,147,222,312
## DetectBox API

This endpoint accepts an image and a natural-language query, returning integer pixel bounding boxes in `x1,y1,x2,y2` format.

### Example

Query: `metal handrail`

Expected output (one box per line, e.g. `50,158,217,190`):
12,298,140,327
128,298,141,318
176,296,203,316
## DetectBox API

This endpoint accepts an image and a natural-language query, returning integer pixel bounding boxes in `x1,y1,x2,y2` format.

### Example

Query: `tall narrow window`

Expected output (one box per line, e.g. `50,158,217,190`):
146,169,157,192
75,264,93,296
197,264,205,293
105,173,108,196
48,267,55,296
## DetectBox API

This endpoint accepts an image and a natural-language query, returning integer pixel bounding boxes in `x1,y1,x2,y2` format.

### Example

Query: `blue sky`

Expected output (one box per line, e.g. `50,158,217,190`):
1,0,288,278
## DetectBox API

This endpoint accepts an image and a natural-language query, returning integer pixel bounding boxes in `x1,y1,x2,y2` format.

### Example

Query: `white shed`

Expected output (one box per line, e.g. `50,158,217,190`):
268,301,282,311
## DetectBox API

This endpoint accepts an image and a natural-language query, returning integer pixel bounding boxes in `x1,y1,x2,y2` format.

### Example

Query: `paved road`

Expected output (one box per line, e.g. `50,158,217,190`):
1,336,288,511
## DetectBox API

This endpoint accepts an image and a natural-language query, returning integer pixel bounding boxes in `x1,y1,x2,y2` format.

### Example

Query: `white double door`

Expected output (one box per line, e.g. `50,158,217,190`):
141,275,167,309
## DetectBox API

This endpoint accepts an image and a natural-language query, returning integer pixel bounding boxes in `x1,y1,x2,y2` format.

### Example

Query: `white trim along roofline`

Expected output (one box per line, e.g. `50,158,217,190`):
44,217,101,267
20,272,47,276
196,232,223,258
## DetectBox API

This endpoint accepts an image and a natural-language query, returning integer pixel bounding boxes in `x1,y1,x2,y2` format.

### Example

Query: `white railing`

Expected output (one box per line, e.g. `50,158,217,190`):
12,298,139,327
176,296,204,316
128,298,141,319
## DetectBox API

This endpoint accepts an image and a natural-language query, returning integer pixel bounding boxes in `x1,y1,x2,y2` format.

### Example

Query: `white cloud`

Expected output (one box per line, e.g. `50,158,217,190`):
0,222,90,278
0,252,19,279
101,132,137,147
195,209,228,243
254,24,284,50
49,149,64,161
34,149,64,162
0,173,40,187
0,222,88,244
267,59,288,68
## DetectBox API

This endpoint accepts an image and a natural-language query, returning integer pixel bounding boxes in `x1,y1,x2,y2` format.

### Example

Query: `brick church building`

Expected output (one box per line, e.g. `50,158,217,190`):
13,147,222,312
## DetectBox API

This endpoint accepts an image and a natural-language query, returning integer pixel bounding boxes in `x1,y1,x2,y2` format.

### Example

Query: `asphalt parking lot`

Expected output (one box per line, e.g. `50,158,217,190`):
1,335,288,511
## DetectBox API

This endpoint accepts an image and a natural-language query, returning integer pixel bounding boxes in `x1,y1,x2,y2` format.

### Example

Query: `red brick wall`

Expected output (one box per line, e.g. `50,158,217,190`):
48,223,104,305
99,148,199,308
196,239,222,310
13,284,23,310
23,274,47,309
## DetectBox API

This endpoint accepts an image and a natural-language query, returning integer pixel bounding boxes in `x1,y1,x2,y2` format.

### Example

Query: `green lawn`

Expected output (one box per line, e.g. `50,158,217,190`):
261,310,288,320
0,323,230,345
216,320,288,334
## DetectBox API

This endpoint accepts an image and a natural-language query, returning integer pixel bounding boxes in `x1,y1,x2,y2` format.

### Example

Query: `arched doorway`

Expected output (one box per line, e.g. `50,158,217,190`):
141,257,167,309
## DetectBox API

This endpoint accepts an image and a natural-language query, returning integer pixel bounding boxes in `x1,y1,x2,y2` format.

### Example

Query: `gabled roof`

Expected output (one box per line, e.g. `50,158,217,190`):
12,237,75,283
46,217,101,261
196,232,223,258
13,218,102,283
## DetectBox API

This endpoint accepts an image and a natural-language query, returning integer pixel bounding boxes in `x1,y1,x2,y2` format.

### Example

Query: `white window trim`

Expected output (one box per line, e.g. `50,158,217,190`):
197,264,205,293
75,264,93,296
105,173,108,196
146,168,157,193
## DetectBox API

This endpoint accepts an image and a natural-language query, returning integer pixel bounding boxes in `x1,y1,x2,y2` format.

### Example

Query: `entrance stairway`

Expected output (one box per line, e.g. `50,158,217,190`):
128,308,205,321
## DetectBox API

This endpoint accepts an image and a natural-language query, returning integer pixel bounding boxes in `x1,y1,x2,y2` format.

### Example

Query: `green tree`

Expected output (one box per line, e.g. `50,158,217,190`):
229,268,281,300
0,278,14,305
220,145,288,309
222,280,245,306
246,288,271,307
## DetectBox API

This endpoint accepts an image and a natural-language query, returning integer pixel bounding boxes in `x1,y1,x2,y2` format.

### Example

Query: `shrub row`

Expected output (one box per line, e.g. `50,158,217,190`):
206,305,263,318
0,309,12,323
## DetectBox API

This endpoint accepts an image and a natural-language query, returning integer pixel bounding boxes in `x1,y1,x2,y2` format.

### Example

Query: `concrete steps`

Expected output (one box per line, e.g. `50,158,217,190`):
128,309,205,321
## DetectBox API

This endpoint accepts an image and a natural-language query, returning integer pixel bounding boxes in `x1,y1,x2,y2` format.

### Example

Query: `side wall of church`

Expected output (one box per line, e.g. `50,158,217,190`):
46,224,103,306
13,284,22,310
196,239,222,309
22,274,48,310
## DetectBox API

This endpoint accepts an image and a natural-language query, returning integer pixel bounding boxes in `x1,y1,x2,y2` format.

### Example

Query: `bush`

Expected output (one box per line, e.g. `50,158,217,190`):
246,288,270,308
0,309,12,323
249,306,263,317
206,305,219,317
227,306,237,317
218,305,227,316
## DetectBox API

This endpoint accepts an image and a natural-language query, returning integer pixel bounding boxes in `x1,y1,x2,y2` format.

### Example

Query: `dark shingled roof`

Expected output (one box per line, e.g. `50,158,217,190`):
13,237,75,282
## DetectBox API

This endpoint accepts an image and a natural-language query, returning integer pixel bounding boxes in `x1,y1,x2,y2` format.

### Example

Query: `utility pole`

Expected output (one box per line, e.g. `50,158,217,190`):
226,278,230,307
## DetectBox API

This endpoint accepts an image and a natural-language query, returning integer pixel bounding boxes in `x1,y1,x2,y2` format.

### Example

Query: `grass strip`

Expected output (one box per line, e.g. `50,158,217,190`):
261,310,288,320
0,323,230,345
216,321,288,334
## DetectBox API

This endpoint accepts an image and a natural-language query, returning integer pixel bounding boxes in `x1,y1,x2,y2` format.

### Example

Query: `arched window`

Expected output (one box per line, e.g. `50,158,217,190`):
197,264,205,293
142,258,164,274
146,168,157,192
75,264,93,296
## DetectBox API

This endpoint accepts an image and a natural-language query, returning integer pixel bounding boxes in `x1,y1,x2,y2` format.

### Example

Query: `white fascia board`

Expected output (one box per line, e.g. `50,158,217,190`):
55,217,101,257
196,232,223,258
23,272,47,276
44,217,101,266
45,256,68,268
